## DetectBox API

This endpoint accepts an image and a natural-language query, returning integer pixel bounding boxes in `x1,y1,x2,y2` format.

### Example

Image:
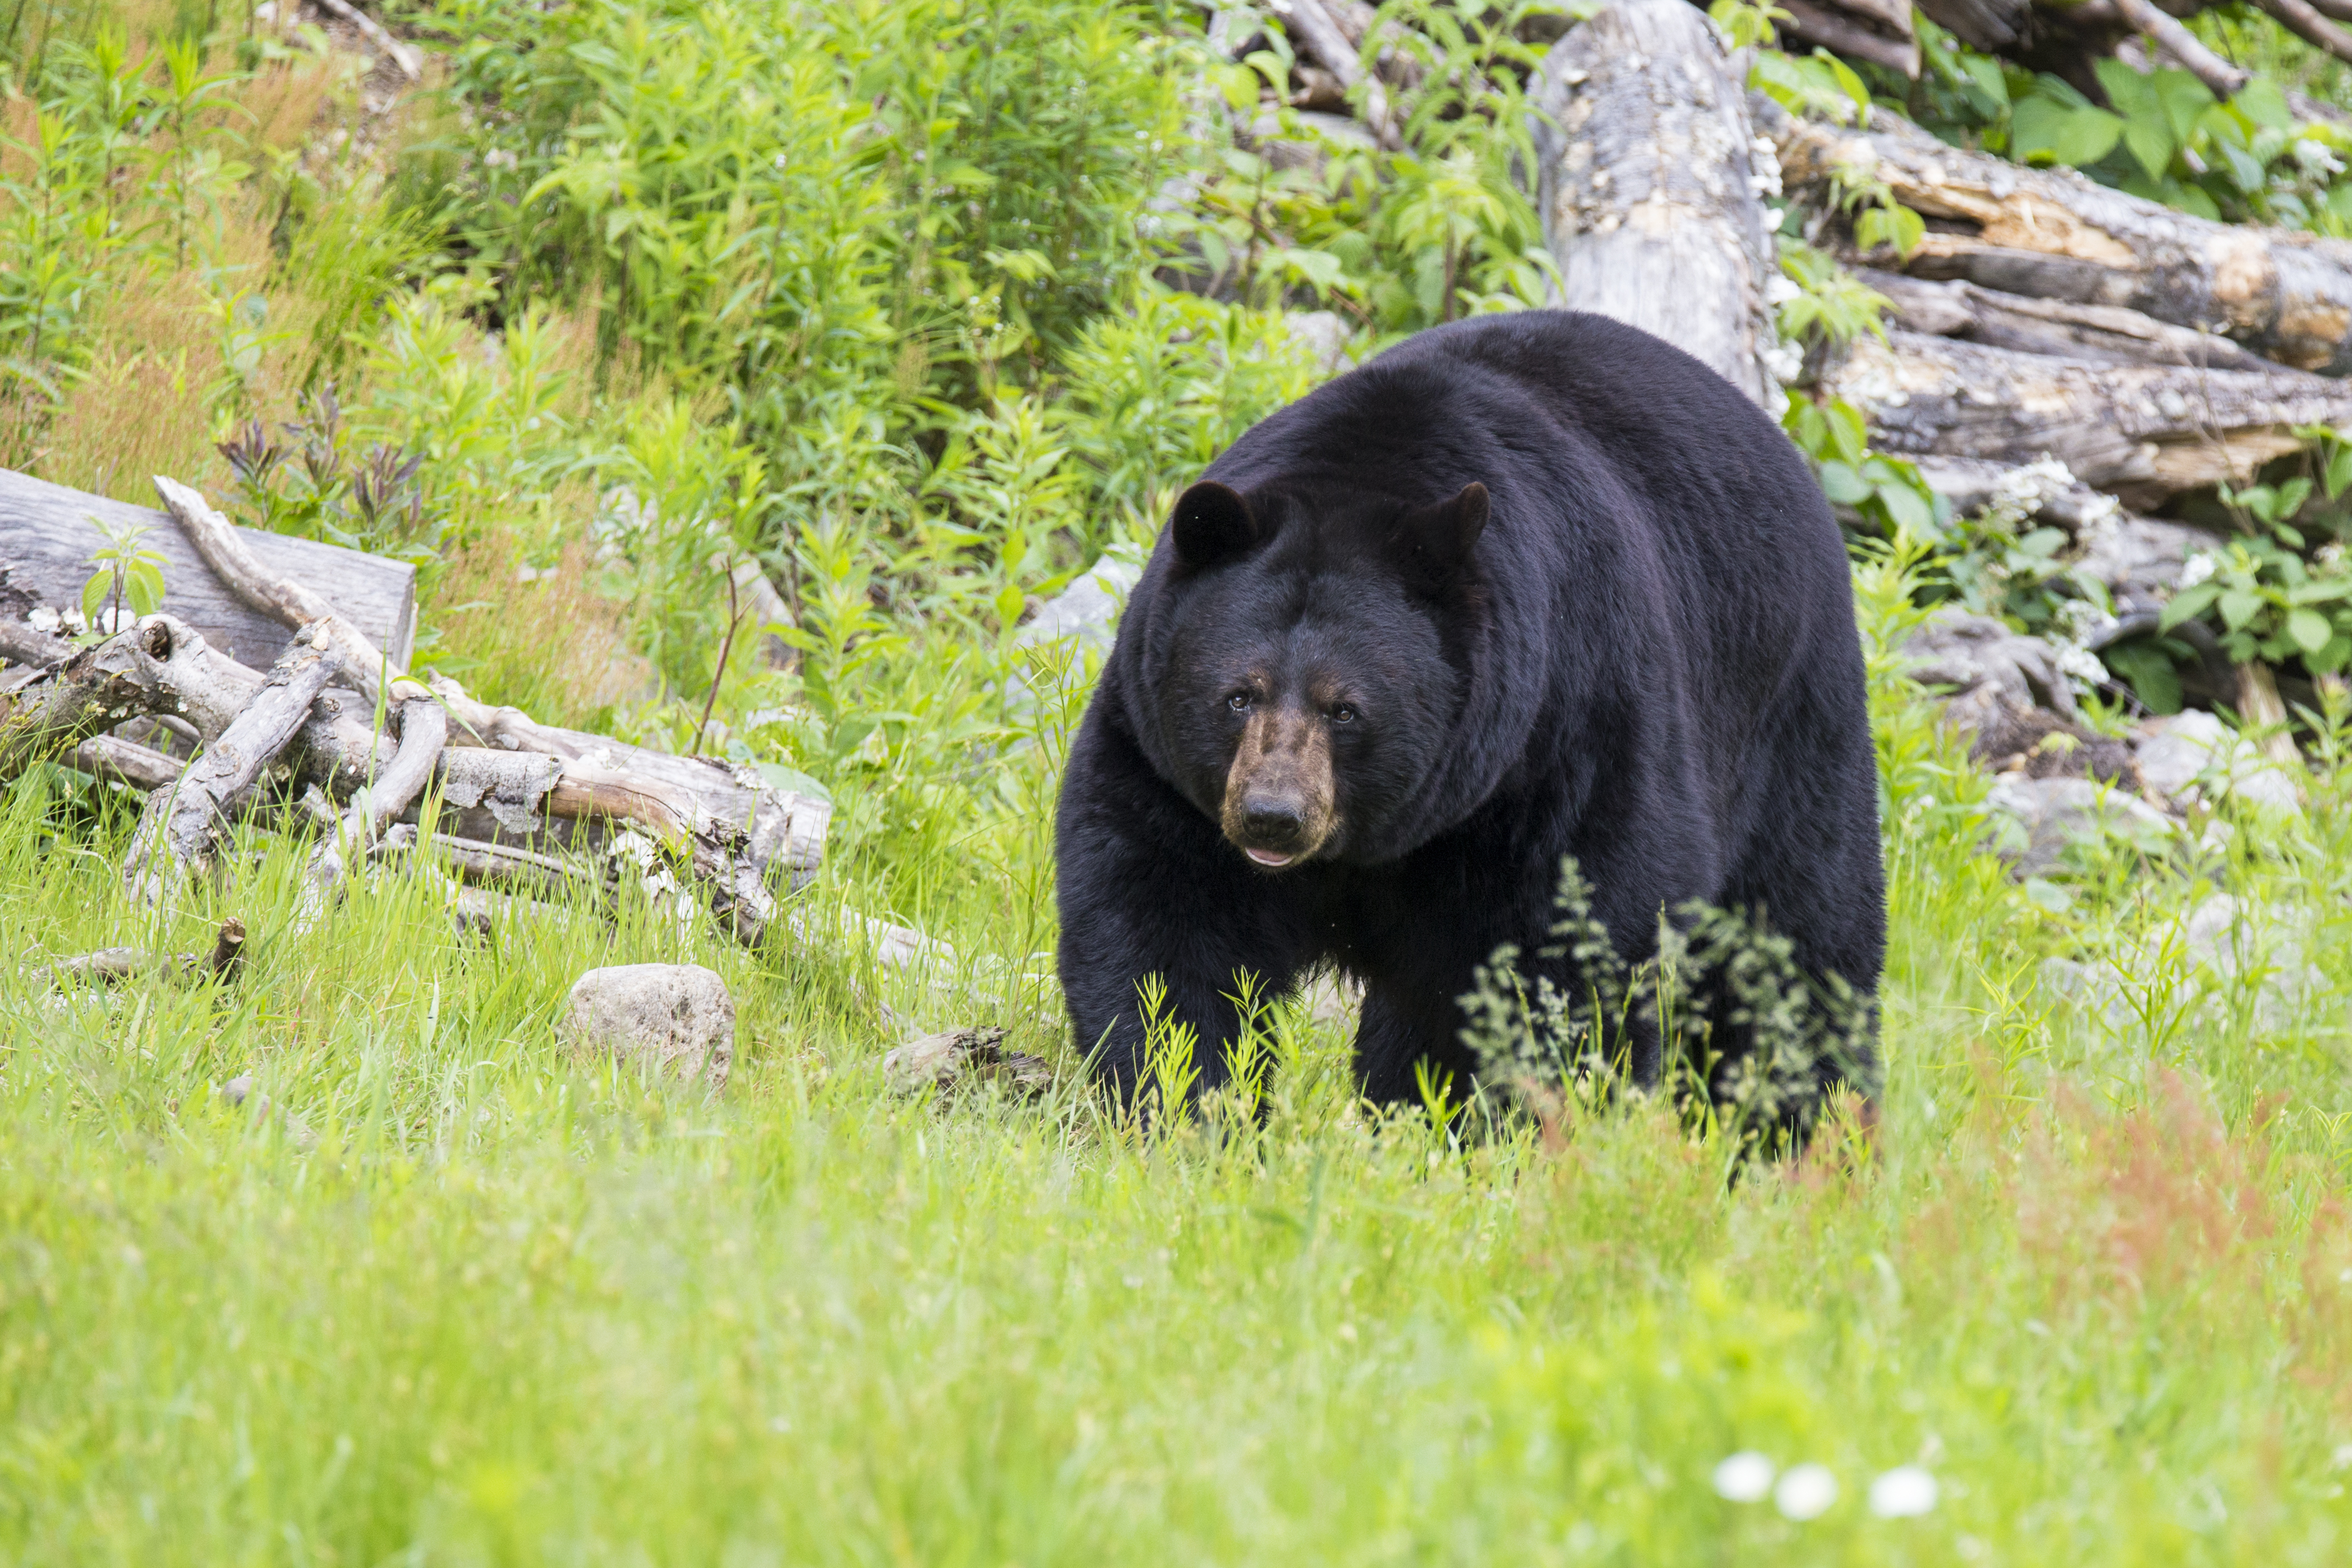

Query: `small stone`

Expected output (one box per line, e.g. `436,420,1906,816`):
2134,710,2303,816
220,1074,256,1107
560,964,735,1090
884,1026,1052,1097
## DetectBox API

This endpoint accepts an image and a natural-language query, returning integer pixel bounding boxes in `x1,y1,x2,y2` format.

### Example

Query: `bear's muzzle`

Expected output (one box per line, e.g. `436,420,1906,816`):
1220,704,1338,869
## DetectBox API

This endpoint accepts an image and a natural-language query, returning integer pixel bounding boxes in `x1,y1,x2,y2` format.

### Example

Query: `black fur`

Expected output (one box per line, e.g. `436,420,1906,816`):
1055,310,1885,1113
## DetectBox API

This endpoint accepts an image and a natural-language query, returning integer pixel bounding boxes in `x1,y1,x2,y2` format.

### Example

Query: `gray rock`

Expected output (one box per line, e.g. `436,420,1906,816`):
2044,895,2322,1033
1902,606,2081,723
1285,310,1355,377
560,964,735,1090
2074,516,2220,612
1016,548,1145,659
1985,775,2174,876
2132,710,2304,815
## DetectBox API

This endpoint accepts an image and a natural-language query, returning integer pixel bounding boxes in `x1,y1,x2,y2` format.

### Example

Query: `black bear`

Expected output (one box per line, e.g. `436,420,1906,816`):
1055,310,1884,1125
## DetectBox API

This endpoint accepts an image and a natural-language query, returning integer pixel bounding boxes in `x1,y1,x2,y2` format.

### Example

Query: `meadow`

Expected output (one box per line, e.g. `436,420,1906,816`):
5,0,2352,1561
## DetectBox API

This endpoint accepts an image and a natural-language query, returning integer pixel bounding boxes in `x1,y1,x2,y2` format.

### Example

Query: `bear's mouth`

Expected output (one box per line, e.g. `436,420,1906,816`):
1244,846,1296,869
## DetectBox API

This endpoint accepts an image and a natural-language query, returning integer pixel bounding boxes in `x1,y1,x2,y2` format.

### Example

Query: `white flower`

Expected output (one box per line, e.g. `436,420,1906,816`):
1774,1463,1838,1520
1712,1451,1775,1502
1868,1465,1940,1517
482,147,518,171
2178,551,2218,590
1765,274,1803,308
2294,138,2345,179
2058,644,2108,688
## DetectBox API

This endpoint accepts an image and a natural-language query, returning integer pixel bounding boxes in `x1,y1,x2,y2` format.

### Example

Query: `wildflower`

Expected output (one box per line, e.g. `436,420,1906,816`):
2294,139,2346,179
1712,1451,1775,1502
1774,1463,1838,1520
1868,1465,1939,1517
2178,551,2217,590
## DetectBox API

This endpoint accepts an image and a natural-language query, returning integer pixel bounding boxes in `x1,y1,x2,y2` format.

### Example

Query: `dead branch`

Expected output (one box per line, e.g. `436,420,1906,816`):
1266,0,1399,148
153,475,413,706
308,0,423,79
73,733,184,792
2252,0,2352,70
124,624,342,905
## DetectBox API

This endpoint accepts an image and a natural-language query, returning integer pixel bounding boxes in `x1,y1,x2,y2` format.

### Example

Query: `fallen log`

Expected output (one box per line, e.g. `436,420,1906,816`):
1534,0,1780,404
1836,327,2352,495
1265,0,1399,148
1778,0,1920,78
1859,269,2280,370
0,466,416,670
124,624,343,904
1767,99,2352,376
73,733,184,792
1818,329,2352,505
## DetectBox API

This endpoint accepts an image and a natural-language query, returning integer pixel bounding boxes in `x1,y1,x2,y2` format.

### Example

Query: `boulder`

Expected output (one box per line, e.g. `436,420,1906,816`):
2132,710,2304,815
560,964,735,1090
1903,606,2082,723
1985,775,2175,876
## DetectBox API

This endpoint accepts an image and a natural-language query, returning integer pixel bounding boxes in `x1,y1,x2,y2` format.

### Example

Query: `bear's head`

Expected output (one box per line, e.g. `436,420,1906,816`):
1139,476,1489,872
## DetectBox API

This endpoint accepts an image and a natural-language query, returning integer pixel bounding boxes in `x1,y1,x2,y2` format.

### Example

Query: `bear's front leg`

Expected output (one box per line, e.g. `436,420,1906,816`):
1057,719,1310,1102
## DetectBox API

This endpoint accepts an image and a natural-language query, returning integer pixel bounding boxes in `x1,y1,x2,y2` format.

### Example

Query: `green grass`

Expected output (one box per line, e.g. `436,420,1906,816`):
6,661,2352,1563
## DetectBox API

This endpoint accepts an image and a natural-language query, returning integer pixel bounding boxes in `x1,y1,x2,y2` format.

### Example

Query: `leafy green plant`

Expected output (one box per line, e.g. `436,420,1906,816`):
77,513,166,636
1782,393,1944,538
1773,237,1890,348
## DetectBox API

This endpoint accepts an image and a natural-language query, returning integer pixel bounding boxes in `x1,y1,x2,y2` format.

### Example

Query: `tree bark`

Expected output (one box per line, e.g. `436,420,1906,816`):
1535,0,1780,404
124,626,343,904
1859,268,2279,369
1767,99,2352,375
0,466,416,670
1818,329,2352,505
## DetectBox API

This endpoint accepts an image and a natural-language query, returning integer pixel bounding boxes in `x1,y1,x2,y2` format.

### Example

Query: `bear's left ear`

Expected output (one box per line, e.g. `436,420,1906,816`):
1171,481,1262,572
1388,482,1489,586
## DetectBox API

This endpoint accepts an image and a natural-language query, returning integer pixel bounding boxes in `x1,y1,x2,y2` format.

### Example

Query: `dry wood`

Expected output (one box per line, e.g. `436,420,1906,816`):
1265,0,1399,148
308,0,423,78
0,617,71,670
0,616,390,794
124,625,343,904
2108,0,2250,97
0,467,415,669
74,733,184,792
152,476,414,704
1818,329,2352,505
2253,0,2352,70
1914,0,2027,51
354,697,447,841
1535,0,1780,403
1766,99,2352,374
1777,0,1920,78
1860,269,2278,369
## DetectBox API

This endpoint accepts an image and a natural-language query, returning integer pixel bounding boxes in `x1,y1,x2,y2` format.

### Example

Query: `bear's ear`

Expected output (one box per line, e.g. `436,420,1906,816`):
1388,482,1489,586
1171,481,1261,572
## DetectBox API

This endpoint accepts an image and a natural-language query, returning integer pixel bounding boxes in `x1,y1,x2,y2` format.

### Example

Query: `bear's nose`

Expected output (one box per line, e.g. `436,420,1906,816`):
1241,796,1304,846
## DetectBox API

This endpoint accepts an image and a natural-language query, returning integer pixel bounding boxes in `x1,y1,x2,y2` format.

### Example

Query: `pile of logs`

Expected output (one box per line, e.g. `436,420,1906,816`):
0,469,830,947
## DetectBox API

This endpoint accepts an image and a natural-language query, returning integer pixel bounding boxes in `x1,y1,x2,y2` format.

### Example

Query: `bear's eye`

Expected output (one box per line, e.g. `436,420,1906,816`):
1331,704,1356,724
1226,691,1252,712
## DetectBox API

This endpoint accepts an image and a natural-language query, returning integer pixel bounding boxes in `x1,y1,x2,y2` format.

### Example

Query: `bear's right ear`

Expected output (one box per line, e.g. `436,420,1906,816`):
1171,481,1260,572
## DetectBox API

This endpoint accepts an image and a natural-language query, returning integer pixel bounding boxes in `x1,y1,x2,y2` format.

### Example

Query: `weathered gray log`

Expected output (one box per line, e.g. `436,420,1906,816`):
1914,0,2028,51
0,616,70,669
1819,329,2352,505
154,476,412,703
1265,0,1398,148
1767,100,2352,375
1859,269,2279,370
124,626,343,904
1536,0,1779,404
74,733,183,792
1777,0,1920,77
354,698,446,841
308,0,423,78
0,467,416,669
2253,0,2352,71
0,616,390,793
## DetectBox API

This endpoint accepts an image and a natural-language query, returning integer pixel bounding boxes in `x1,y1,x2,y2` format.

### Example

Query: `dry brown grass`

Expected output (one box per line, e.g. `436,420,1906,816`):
427,530,648,731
